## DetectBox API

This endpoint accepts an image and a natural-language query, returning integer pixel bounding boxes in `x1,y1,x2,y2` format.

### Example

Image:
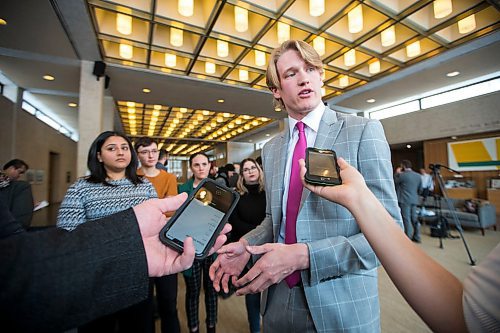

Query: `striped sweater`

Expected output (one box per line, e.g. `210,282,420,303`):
57,177,157,231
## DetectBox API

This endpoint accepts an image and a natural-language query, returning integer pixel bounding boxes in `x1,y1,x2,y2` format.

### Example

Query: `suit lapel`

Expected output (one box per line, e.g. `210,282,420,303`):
271,129,288,229
314,107,343,150
301,108,344,205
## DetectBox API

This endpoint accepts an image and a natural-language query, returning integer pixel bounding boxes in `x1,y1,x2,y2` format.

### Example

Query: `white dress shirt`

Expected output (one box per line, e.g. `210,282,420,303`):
278,103,325,243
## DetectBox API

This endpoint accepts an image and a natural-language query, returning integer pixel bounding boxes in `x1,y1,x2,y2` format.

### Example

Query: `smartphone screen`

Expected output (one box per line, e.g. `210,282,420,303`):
309,150,339,179
305,148,342,186
162,179,237,257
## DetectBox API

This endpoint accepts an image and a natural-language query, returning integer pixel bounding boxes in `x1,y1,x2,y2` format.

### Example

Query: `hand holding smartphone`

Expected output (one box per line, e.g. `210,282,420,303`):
305,147,342,186
159,178,240,259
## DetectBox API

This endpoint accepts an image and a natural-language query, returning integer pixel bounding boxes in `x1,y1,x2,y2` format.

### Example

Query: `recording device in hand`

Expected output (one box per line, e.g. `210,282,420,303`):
305,148,342,186
160,178,240,259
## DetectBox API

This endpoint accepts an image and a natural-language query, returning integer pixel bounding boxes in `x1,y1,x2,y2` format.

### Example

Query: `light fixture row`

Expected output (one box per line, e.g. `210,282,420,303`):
121,102,272,144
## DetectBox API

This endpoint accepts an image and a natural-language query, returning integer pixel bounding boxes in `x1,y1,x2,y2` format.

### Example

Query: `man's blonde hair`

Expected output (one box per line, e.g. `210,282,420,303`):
266,40,324,109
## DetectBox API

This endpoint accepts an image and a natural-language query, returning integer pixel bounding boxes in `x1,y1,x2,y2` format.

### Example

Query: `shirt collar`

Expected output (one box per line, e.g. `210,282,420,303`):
288,102,325,136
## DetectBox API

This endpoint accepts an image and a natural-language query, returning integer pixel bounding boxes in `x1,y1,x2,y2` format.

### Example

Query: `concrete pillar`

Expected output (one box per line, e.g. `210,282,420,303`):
77,60,105,177
9,87,24,159
102,95,115,132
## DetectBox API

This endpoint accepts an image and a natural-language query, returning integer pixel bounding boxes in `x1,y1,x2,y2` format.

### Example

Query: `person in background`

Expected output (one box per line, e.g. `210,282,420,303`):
157,148,169,172
209,161,218,180
2,159,29,181
0,169,34,229
419,167,435,214
298,157,499,333
178,152,218,333
228,158,266,333
255,156,263,170
57,131,158,333
395,160,423,243
135,137,180,333
214,165,229,187
210,40,402,333
1,194,232,333
233,163,241,175
228,163,240,188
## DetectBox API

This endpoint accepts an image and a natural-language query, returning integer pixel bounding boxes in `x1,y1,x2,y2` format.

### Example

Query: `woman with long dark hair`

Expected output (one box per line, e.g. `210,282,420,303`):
57,131,157,332
229,158,266,333
57,131,156,230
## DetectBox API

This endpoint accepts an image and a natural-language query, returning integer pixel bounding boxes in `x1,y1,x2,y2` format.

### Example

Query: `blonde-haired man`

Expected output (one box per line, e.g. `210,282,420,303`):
211,40,403,332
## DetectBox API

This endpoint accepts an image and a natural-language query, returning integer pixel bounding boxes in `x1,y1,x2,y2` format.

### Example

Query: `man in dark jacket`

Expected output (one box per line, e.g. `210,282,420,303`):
0,194,231,332
0,171,34,228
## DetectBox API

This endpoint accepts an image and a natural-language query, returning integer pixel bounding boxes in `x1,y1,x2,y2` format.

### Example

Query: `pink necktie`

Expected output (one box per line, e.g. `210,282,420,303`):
285,121,306,288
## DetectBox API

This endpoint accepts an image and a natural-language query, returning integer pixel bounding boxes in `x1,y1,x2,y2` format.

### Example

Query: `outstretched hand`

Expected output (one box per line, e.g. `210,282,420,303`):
209,240,251,293
133,193,232,277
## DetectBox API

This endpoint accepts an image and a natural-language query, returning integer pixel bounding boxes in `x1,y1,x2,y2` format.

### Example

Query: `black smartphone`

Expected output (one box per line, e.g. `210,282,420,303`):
305,147,342,186
159,178,240,259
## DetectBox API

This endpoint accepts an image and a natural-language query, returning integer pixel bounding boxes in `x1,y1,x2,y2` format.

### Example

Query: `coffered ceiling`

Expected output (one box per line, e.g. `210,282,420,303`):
0,0,499,156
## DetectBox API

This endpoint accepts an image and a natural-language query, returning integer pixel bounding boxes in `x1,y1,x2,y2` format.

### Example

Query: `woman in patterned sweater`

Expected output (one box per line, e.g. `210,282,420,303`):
57,131,157,333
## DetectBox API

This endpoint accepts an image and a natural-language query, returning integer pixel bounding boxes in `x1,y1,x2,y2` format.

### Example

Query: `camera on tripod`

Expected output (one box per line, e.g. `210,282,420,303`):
428,164,441,171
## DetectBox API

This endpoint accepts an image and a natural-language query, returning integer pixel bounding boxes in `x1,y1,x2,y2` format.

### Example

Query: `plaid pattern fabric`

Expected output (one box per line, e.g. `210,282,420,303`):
244,108,403,332
183,255,218,330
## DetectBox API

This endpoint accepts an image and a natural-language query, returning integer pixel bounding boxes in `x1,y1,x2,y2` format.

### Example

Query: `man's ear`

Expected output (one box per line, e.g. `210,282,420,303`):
271,87,281,99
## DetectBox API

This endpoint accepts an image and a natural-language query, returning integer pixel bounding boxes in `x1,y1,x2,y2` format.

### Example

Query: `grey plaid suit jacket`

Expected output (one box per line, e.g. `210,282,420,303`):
244,107,403,332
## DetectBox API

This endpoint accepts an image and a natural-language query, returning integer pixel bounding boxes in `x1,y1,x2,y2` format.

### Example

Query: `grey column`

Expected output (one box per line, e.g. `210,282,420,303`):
77,60,105,177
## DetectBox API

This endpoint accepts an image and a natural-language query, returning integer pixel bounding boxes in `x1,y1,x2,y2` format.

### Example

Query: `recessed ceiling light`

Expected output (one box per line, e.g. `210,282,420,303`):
43,75,55,81
217,99,224,103
142,88,151,93
446,71,460,77
451,136,458,140
265,134,270,137
366,98,376,103
406,144,412,149
68,102,78,107
248,139,253,142
274,107,281,112
0,18,7,25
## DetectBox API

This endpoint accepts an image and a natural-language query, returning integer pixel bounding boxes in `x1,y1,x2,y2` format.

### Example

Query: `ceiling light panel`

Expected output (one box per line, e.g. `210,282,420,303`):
155,0,217,29
387,37,441,63
225,68,261,84
326,4,388,43
329,48,371,71
434,6,498,43
355,59,395,77
149,51,190,72
102,40,149,64
258,21,309,49
152,24,200,54
284,0,349,29
361,23,417,53
190,59,228,78
94,8,150,43
199,38,246,63
211,4,269,42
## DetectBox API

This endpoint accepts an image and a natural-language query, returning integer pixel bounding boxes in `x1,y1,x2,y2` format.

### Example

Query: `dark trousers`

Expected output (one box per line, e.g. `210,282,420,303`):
155,273,180,333
245,292,261,333
399,202,420,241
183,255,218,331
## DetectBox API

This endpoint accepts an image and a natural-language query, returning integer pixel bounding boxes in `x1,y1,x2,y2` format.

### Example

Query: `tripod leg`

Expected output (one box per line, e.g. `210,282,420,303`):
433,169,476,265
